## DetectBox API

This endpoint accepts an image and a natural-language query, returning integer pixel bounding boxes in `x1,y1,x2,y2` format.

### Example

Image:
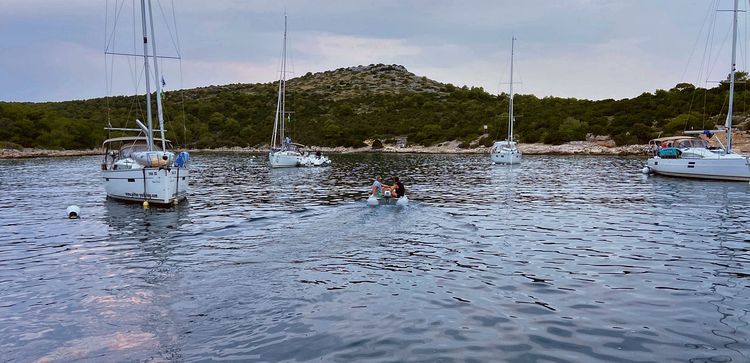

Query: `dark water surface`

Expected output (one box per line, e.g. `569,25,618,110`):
0,153,748,362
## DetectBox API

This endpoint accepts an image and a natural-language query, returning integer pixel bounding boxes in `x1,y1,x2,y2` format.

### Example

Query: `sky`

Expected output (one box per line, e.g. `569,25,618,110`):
1,0,747,102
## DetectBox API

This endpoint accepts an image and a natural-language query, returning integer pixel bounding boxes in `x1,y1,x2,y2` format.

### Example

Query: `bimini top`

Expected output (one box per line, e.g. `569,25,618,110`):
649,136,698,143
102,136,171,147
650,135,710,149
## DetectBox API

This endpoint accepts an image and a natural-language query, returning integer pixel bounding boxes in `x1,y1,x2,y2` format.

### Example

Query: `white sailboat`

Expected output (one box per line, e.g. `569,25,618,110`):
101,0,190,206
645,0,750,181
269,16,330,168
491,37,522,165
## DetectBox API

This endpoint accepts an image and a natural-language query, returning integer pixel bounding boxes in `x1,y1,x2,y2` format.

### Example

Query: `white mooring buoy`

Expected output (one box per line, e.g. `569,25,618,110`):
641,166,650,174
66,205,80,219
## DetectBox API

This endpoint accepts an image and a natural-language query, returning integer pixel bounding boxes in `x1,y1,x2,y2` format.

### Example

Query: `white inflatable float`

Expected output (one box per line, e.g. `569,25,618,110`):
66,205,81,219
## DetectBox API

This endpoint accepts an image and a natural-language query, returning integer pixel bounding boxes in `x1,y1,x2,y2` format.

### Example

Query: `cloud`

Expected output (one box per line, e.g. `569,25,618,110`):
0,0,740,102
408,36,675,101
178,59,278,88
0,41,104,101
521,37,669,100
292,33,422,70
174,33,424,89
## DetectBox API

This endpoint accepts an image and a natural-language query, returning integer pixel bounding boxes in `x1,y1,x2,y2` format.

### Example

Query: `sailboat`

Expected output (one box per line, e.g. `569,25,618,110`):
491,37,522,165
269,16,330,168
645,0,750,181
101,0,190,206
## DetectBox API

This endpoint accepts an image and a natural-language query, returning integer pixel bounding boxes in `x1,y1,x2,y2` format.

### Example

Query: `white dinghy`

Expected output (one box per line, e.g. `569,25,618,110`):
367,190,409,207
366,177,408,206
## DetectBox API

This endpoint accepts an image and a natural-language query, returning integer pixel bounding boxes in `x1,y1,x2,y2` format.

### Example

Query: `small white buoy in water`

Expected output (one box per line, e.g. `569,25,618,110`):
66,205,80,219
492,162,496,165
143,200,149,209
641,166,650,174
396,196,409,206
367,195,379,206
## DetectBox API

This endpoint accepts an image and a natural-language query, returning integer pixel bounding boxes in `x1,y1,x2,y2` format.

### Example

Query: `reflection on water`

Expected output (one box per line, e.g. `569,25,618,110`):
0,153,748,362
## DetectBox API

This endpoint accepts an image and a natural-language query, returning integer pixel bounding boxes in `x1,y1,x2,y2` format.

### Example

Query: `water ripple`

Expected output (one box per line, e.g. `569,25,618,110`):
0,153,748,362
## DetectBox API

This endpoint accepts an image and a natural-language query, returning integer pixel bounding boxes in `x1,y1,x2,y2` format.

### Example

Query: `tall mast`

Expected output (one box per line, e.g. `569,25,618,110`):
725,0,739,153
508,37,515,142
271,15,287,149
139,0,154,151
281,15,287,146
147,0,166,151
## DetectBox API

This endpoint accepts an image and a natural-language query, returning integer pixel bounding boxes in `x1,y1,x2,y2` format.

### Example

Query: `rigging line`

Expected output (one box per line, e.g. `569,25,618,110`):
704,0,722,85
287,18,295,77
131,47,147,130
107,0,128,98
105,0,111,126
169,0,188,147
698,5,712,87
496,41,513,141
122,0,139,129
698,1,721,127
688,0,716,128
156,0,181,58
286,17,295,141
743,0,747,117
170,0,182,57
128,0,138,110
701,0,729,128
104,0,108,51
741,0,748,73
706,19,733,85
180,63,187,147
679,0,716,82
493,96,504,141
514,39,523,97
126,64,146,130
104,0,127,53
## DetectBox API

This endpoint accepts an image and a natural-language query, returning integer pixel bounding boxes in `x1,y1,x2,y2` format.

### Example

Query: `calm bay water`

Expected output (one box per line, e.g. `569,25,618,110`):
0,153,748,362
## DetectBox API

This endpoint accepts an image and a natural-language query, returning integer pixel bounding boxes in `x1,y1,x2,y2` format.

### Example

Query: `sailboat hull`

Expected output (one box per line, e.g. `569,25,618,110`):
102,167,189,205
647,155,750,181
491,148,522,164
491,141,522,164
269,151,303,168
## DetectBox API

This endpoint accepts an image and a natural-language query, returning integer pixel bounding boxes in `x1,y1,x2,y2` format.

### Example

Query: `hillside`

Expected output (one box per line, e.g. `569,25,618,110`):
1,63,750,150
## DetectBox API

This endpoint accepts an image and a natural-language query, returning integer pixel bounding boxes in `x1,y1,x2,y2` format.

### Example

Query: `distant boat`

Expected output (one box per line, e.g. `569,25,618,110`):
101,0,190,206
645,0,750,181
491,37,522,165
269,15,330,168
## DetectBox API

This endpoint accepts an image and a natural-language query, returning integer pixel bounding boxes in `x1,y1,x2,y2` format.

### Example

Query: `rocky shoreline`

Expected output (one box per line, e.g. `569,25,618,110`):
0,141,651,159
0,148,103,159
9,132,746,159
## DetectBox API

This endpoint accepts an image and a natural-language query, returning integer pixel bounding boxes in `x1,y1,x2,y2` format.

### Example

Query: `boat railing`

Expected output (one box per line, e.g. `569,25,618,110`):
104,127,166,132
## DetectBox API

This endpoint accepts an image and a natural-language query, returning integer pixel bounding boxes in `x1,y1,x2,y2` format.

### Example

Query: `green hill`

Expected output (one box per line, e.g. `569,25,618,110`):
1,64,748,150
